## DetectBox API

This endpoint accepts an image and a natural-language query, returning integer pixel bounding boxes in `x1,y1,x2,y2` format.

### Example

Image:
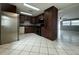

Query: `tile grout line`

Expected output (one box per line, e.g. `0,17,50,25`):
19,40,32,55
62,46,69,55
29,40,39,54
39,39,42,54
46,39,49,55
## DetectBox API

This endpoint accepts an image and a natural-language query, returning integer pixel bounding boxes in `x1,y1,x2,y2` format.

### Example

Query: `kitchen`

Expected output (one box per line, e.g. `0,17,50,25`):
0,3,79,55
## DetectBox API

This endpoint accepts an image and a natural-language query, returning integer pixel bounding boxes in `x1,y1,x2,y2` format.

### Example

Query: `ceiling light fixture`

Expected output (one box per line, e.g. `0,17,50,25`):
24,3,40,11
21,12,32,16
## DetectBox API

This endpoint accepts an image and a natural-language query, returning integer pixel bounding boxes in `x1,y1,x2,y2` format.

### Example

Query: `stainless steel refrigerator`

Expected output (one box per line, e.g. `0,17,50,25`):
1,12,19,44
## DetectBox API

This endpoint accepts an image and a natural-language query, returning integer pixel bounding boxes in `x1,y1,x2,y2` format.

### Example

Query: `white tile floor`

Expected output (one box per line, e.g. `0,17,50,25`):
0,33,79,55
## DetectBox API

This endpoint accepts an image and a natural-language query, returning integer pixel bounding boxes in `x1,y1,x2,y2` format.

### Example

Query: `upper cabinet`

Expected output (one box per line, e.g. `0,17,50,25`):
1,3,16,13
19,14,32,24
32,13,44,24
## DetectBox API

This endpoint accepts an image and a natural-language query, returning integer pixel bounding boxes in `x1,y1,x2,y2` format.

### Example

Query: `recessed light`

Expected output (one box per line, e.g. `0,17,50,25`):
24,3,40,11
20,12,32,16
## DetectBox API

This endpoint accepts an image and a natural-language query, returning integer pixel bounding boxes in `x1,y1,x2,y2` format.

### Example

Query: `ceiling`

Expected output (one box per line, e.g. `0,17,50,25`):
11,3,73,16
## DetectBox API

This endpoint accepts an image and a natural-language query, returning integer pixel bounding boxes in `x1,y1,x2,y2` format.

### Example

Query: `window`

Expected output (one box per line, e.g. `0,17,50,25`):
71,20,79,26
62,21,70,26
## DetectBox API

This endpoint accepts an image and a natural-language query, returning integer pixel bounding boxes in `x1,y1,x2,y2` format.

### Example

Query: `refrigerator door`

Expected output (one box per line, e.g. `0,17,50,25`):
1,12,19,44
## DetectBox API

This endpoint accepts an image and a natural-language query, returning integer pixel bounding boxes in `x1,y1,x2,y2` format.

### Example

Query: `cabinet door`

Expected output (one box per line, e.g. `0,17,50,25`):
44,11,49,29
25,27,34,33
1,3,16,13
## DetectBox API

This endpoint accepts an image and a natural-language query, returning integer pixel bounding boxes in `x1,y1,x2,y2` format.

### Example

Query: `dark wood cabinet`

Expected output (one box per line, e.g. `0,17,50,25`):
31,13,44,24
19,14,32,24
19,14,25,23
31,14,44,35
31,17,36,24
41,6,58,40
1,3,16,13
25,27,34,33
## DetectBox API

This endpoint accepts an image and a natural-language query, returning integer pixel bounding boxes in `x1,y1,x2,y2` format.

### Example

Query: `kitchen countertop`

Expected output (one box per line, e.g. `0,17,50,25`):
19,23,41,27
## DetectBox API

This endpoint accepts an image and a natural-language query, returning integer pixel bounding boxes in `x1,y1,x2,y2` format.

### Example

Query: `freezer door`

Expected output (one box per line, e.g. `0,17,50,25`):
1,12,19,44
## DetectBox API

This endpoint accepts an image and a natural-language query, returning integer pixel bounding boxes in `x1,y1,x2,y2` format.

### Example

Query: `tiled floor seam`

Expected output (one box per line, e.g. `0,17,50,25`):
29,41,39,54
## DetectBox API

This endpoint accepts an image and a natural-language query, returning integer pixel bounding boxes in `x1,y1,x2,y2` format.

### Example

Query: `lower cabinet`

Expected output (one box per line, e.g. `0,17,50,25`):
25,27,34,33
24,26,41,35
